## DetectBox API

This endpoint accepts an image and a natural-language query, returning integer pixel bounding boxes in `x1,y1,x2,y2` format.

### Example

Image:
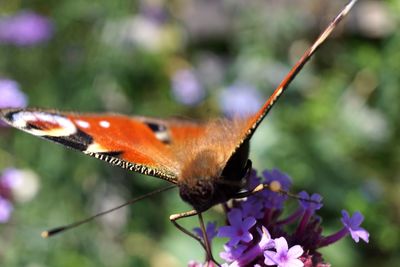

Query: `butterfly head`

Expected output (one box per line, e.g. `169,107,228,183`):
178,141,251,212
178,178,217,212
178,167,249,212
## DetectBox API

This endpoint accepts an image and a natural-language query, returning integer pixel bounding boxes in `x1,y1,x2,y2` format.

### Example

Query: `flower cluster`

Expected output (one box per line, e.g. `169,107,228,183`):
190,169,369,267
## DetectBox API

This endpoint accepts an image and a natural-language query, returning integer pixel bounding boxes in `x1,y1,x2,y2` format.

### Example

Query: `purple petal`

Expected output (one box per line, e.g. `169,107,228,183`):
287,245,303,259
286,258,304,267
228,208,243,227
274,237,289,254
264,250,278,266
341,210,362,229
240,231,253,243
258,227,274,249
193,227,203,239
220,244,246,263
247,169,261,190
351,228,370,243
193,221,218,241
242,216,256,230
350,211,364,226
241,200,264,219
206,221,218,240
265,194,287,209
218,227,242,246
341,210,351,227
218,225,236,238
234,227,274,266
298,191,323,211
341,210,369,243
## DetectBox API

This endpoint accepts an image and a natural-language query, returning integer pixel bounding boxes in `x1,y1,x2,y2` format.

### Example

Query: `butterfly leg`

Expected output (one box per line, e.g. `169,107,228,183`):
170,210,202,242
170,210,220,266
197,212,219,265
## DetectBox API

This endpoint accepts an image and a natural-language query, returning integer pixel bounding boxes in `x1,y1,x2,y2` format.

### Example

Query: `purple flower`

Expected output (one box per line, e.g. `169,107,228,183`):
234,227,275,266
193,221,218,242
341,210,369,243
0,196,13,223
0,79,27,109
318,210,369,248
217,208,256,246
219,83,263,117
251,169,292,209
220,244,247,263
0,11,53,46
240,199,264,219
171,69,205,106
247,169,261,190
298,191,323,212
1,168,22,188
264,237,304,267
262,169,292,191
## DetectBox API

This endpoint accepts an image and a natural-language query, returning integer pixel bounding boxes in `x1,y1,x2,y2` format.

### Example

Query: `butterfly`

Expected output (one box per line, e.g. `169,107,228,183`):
0,0,357,262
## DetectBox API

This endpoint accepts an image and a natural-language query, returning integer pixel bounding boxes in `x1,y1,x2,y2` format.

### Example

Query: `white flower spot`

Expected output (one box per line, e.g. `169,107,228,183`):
75,119,90,129
99,120,110,128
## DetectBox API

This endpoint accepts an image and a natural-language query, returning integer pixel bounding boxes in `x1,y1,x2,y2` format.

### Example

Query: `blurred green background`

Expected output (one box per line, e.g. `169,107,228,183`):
0,0,399,266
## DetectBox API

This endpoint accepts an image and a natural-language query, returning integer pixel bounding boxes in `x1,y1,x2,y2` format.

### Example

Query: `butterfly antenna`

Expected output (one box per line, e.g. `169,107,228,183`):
246,0,358,135
41,184,176,238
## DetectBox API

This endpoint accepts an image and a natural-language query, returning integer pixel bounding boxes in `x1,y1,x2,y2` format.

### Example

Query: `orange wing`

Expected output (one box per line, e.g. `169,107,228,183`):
0,108,207,183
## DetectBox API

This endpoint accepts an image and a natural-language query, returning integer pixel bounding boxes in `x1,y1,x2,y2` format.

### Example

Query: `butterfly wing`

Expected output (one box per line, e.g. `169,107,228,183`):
0,108,207,183
232,2,356,153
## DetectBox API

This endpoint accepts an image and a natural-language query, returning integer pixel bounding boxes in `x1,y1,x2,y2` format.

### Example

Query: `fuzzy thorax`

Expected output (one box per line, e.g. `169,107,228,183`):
178,149,225,211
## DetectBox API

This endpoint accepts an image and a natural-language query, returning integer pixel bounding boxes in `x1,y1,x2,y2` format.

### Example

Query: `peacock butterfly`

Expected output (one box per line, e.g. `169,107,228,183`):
0,0,357,261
